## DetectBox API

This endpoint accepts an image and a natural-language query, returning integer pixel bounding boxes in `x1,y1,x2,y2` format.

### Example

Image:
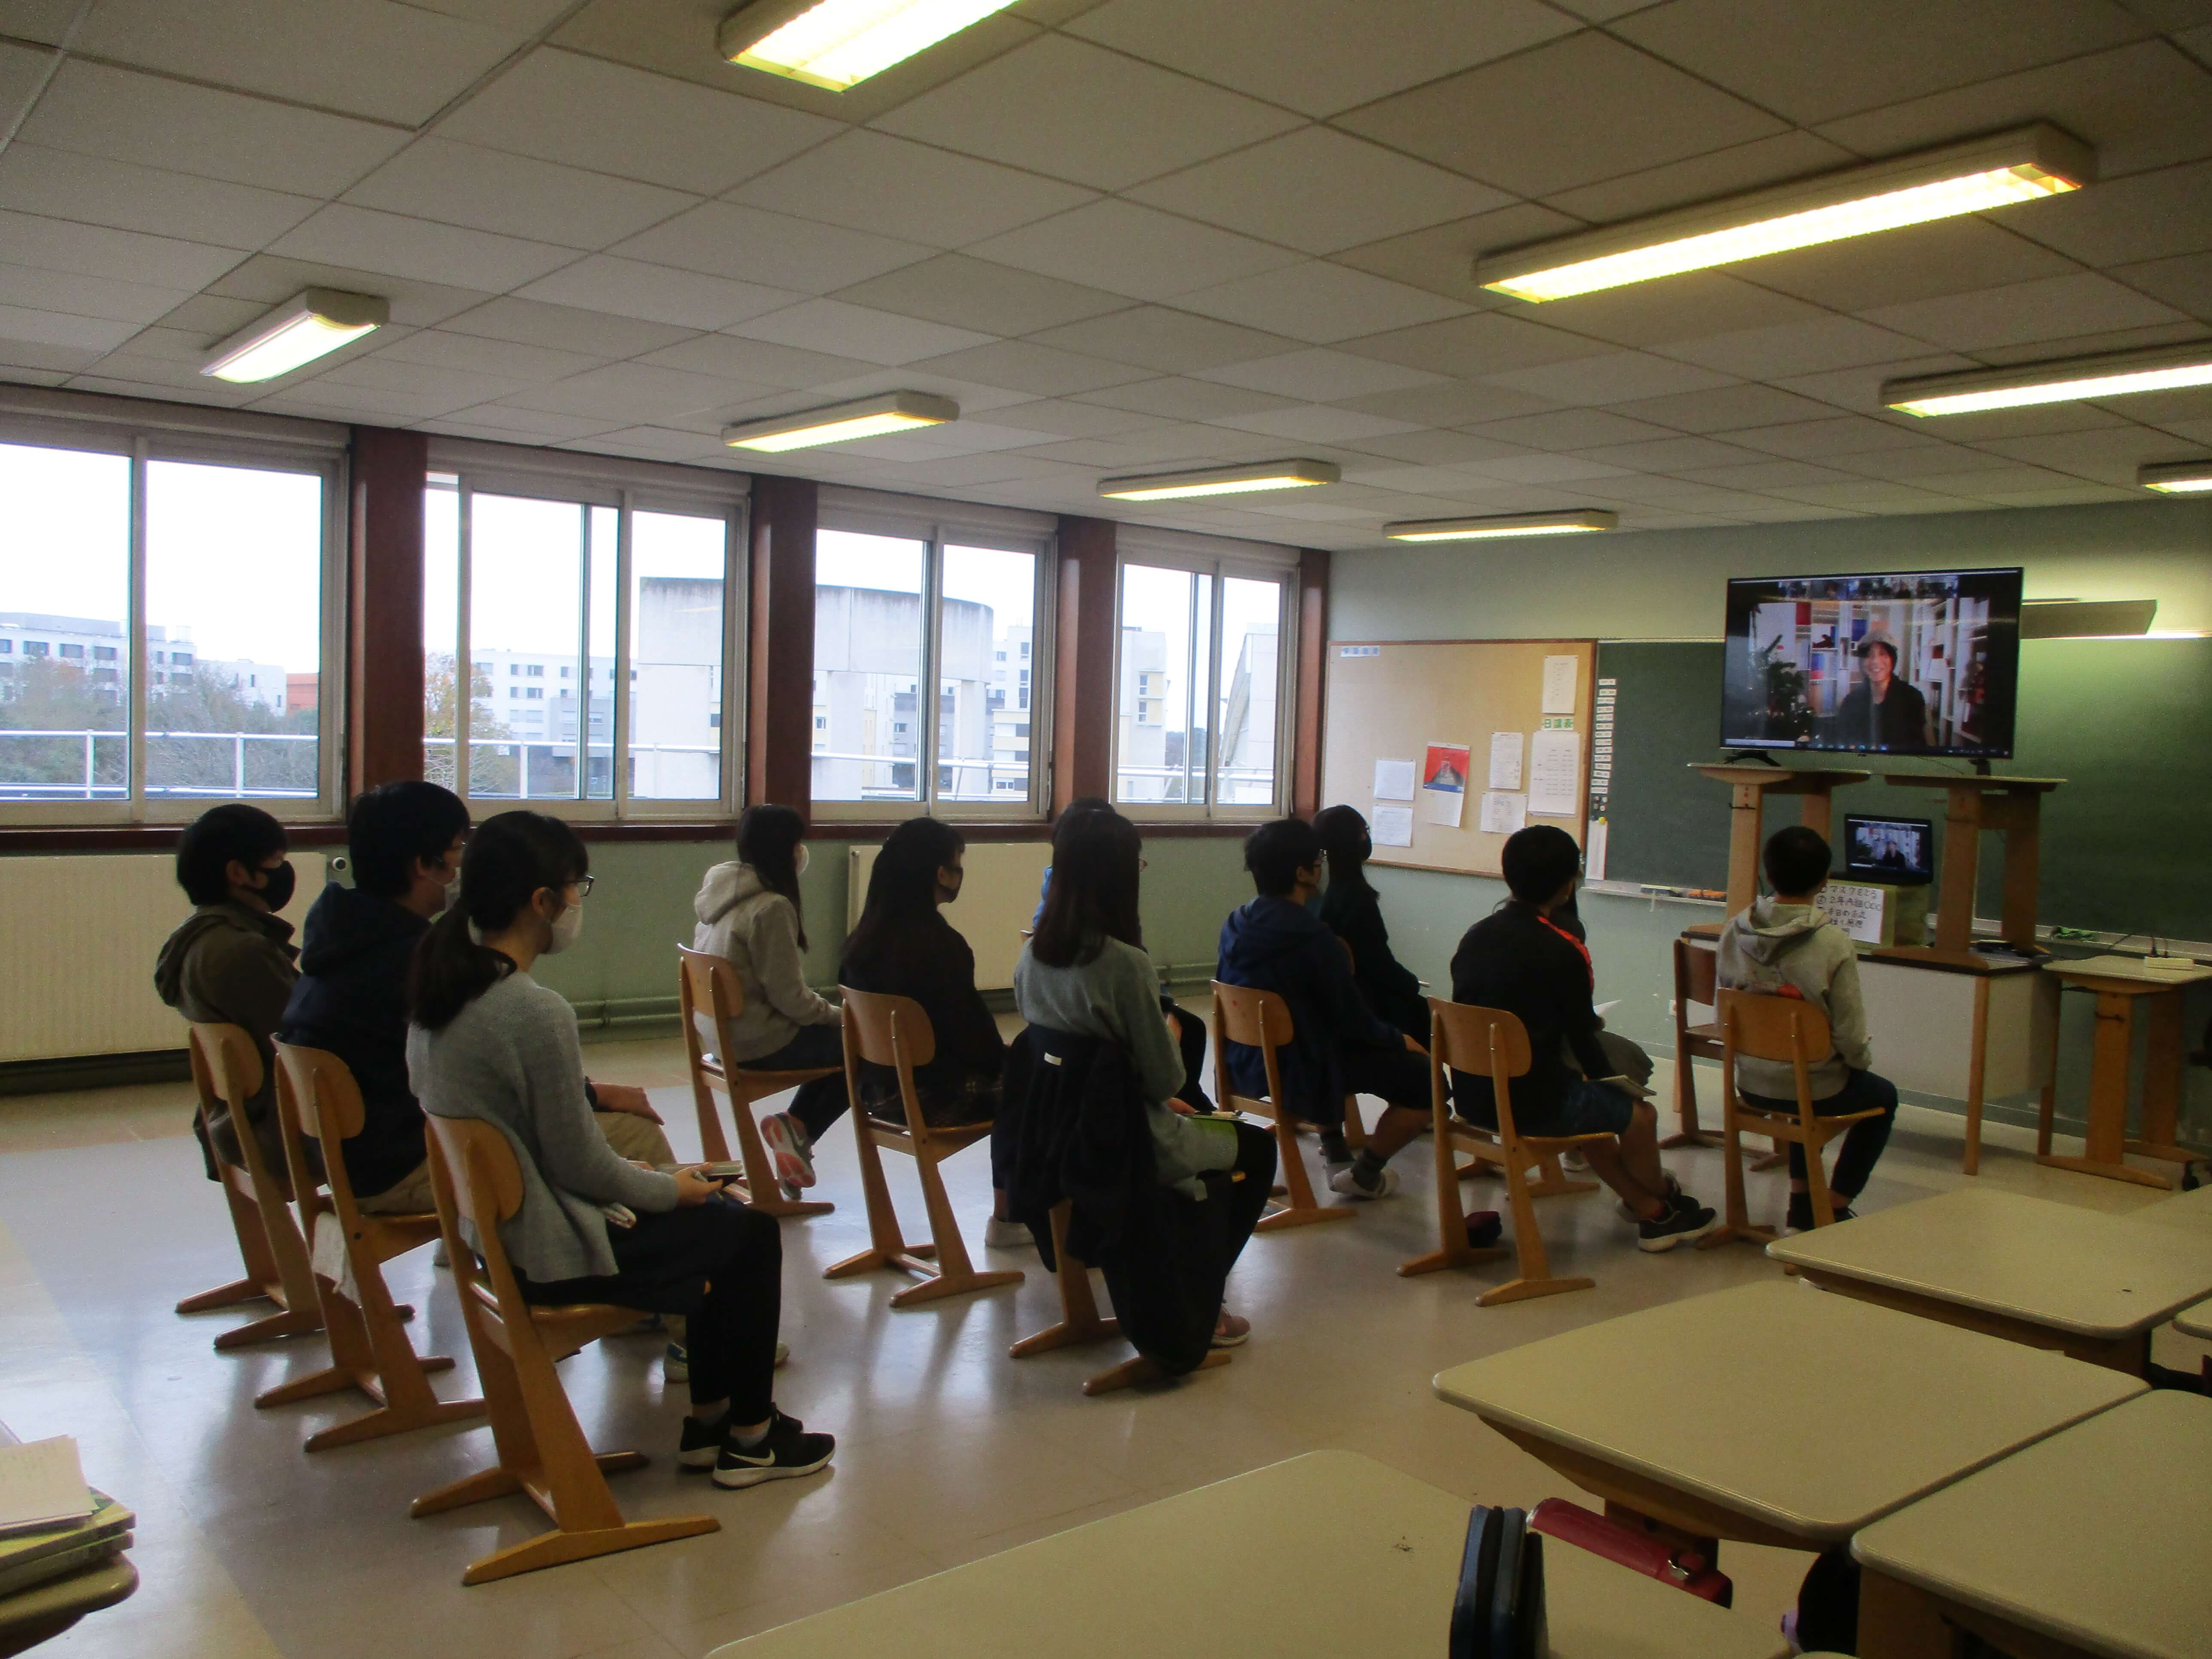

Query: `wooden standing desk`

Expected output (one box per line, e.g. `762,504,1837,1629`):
1431,1282,2143,1555
1763,1189,2212,1373
2040,956,2212,1189
1883,774,2061,953
1853,1390,2212,1659
705,1451,1788,1659
1692,766,1870,918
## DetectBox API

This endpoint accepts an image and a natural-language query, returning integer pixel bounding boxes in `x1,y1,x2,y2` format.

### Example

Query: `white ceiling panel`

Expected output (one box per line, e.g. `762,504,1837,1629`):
515,255,802,331
1174,261,1470,346
1768,353,1979,413
969,201,1303,303
371,328,606,381
611,203,932,294
1208,405,1422,444
343,139,699,250
19,61,408,196
1341,311,1613,378
0,209,242,292
551,425,727,462
727,130,1096,249
1482,350,1738,407
308,356,533,412
1461,452,1639,483
987,399,1163,439
0,303,141,353
1073,377,1298,420
1334,203,1582,301
1721,416,1946,459
1127,128,1510,256
496,361,777,422
1023,307,1296,373
1740,217,2085,313
1509,274,1830,350
1604,382,1842,432
1972,423,2211,485
832,255,1129,336
204,254,495,328
425,403,618,440
872,33,1301,193
0,261,194,325
71,0,533,126
2110,252,2212,320
1578,434,1769,472
1659,315,1945,379
1335,31,1790,199
1194,348,1446,402
895,339,1155,398
728,299,996,366
1539,130,1857,225
1465,408,1685,450
439,295,698,356
0,143,319,251
639,334,875,391
436,47,843,196
271,204,576,292
1331,380,1562,427
1863,272,2190,352
1997,159,2212,267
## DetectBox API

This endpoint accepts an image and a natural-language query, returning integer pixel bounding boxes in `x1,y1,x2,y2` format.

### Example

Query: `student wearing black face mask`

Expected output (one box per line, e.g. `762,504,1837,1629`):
156,802,307,1180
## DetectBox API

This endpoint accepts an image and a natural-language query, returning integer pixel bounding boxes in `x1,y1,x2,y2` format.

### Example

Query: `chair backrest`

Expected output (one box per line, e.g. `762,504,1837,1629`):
1717,988,1834,1078
1426,1000,1533,1080
839,986,936,1071
1675,938,1719,1009
676,944,737,1066
273,1040,365,1226
1209,981,1294,1049
424,1113,530,1320
188,1022,283,1191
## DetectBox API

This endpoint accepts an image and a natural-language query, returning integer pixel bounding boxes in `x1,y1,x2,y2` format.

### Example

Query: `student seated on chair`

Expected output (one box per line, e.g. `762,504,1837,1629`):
1717,825,1899,1231
1548,887,1657,1094
1014,807,1270,1346
155,803,305,1182
409,811,832,1492
1449,825,1716,1252
1312,804,1428,1043
1216,817,1432,1200
281,781,677,1210
692,802,849,1197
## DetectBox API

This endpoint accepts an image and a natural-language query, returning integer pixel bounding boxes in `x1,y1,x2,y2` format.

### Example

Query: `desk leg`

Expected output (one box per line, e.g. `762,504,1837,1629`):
2036,986,2064,1158
1859,1570,1957,1659
1963,975,1990,1177
2039,991,2171,1189
2126,990,2192,1168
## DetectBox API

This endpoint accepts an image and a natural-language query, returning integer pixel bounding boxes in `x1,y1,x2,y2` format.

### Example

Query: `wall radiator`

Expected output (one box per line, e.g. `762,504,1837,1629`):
0,853,325,1064
848,841,1050,993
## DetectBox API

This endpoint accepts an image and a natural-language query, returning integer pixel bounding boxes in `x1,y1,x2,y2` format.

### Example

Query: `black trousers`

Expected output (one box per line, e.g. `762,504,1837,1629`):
748,1025,852,1143
1340,1040,1432,1117
1168,995,1215,1113
521,1195,782,1420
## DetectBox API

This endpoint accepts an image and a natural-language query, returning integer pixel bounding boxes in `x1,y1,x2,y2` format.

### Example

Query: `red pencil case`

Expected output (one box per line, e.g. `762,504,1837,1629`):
1527,1498,1734,1607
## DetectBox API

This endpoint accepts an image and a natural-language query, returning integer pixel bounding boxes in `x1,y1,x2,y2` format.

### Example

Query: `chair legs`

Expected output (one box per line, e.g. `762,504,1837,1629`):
1400,1105,1511,1279
1700,1100,1782,1251
1659,1046,1719,1150
1010,1204,1119,1358
728,1086,834,1220
825,1121,1020,1307
1478,1149,1595,1307
1254,1108,1356,1233
180,1172,325,1350
1082,1352,1230,1397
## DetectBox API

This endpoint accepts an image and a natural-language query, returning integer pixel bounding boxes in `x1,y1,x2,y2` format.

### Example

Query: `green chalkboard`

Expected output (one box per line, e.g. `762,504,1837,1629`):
1595,635,2212,941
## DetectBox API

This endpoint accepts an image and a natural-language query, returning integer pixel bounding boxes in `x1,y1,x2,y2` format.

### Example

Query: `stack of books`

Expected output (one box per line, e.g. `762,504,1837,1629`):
0,1431,134,1604
0,1489,135,1601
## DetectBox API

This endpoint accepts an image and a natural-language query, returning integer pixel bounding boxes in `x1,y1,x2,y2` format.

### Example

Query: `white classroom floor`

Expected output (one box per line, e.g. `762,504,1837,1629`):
1,1012,2204,1659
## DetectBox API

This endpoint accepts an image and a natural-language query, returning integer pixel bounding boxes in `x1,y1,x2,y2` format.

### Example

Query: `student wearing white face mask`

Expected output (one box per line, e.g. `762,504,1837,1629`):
408,811,834,1490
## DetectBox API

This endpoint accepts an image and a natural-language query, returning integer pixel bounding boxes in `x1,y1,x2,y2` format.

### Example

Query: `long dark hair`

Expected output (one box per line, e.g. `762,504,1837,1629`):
410,811,587,1031
845,817,962,968
1031,807,1142,968
1311,804,1374,899
737,802,808,951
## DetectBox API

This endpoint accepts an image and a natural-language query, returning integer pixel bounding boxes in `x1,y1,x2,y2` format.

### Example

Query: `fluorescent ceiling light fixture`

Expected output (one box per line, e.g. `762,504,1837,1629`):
2139,460,2212,495
722,391,958,453
1882,340,2212,417
1097,460,1340,502
1478,125,2093,304
200,289,388,383
1384,510,1617,543
720,0,1018,91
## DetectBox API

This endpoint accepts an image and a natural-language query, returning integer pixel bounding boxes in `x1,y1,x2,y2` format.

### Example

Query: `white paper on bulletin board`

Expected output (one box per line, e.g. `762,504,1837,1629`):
1480,791,1527,834
1372,757,1416,801
1528,729,1581,817
1486,731,1523,790
1541,654,1580,715
1370,804,1414,847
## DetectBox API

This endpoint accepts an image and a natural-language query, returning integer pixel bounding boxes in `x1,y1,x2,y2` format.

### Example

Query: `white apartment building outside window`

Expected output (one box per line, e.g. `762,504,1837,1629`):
0,401,344,822
422,446,744,818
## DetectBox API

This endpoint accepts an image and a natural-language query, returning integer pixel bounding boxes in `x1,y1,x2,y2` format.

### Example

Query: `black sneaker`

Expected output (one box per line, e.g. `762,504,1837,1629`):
1784,1199,1858,1234
1638,1192,1718,1252
714,1410,835,1489
677,1407,730,1469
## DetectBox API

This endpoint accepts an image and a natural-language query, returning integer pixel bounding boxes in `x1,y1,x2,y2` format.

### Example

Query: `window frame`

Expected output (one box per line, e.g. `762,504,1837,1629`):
1110,530,1301,823
812,491,1057,824
0,402,348,826
425,447,750,822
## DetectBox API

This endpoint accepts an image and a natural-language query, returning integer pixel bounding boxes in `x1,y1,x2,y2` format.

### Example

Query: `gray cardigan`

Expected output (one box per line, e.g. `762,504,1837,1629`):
408,971,677,1283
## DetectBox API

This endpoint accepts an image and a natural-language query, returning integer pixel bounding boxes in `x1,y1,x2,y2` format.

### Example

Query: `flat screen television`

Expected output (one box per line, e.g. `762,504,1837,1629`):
1843,814,1934,885
1721,566,2022,759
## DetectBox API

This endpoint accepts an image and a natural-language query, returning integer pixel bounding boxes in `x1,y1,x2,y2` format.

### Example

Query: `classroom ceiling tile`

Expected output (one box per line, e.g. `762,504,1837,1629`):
897,339,1156,398
1972,319,2208,363
438,48,843,196
0,271,176,334
726,131,1097,250
1069,377,1300,424
1721,416,1945,459
207,253,495,327
439,295,698,357
1768,353,1978,413
1024,307,1295,374
968,201,1303,303
1064,0,1576,117
1207,405,1423,444
611,204,933,295
1459,451,1640,483
1672,458,1865,491
1826,443,1993,480
1660,316,1944,380
309,355,532,412
496,360,778,422
1762,480,1999,512
514,255,802,331
371,328,607,383
1481,349,1739,408
270,205,577,293
1740,217,2085,314
1506,273,1830,351
1577,434,1769,472
1971,424,2209,485
1126,128,1510,257
1538,131,1858,225
989,398,1164,439
1611,0,2149,126
1604,382,1841,432
1173,261,1472,346
1863,272,2191,352
19,60,407,196
0,143,320,250
1341,311,1614,379
1331,380,1563,427
727,300,996,366
1334,204,1583,302
1462,408,1685,450
831,255,1130,337
872,33,1300,193
426,403,620,440
1193,347,1446,402
0,209,243,292
2108,252,2212,320
634,333,875,389
1300,428,1539,469
1334,31,1789,199
70,0,535,126
343,139,702,251
1996,160,2212,267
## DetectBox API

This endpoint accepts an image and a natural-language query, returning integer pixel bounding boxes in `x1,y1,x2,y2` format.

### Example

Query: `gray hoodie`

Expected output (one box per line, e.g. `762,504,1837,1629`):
1715,896,1873,1101
690,860,839,1063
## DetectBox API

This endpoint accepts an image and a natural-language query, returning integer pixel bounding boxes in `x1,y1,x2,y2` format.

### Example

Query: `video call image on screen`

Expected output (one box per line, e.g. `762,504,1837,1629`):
1848,817,1930,880
1721,566,2023,757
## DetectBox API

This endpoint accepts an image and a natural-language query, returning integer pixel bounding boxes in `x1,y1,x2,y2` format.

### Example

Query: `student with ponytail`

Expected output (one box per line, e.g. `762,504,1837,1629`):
409,812,833,1491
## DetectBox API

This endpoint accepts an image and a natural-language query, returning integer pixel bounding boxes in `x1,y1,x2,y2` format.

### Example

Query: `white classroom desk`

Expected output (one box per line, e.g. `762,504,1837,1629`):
705,1450,1787,1659
1853,1391,2212,1659
1764,1188,2212,1373
1431,1282,2143,1553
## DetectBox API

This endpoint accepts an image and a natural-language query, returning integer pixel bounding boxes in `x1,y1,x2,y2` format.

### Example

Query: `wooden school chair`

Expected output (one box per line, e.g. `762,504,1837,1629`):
676,945,835,1221
1401,1001,1609,1305
410,1114,717,1586
173,1023,324,1351
823,987,1023,1309
262,1041,485,1450
1700,989,1890,1250
1668,941,1787,1169
1209,981,1354,1232
1008,1200,1232,1397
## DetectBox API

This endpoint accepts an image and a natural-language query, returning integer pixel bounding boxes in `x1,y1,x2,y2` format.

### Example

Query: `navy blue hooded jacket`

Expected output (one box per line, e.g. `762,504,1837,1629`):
1215,895,1402,1117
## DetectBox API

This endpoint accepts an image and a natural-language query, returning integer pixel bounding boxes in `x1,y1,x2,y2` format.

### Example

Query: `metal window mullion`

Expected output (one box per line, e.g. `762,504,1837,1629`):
572,502,589,802
126,438,148,820
919,532,944,809
1182,570,1202,808
455,483,473,800
320,455,345,815
611,492,634,814
725,500,747,813
1204,564,1228,814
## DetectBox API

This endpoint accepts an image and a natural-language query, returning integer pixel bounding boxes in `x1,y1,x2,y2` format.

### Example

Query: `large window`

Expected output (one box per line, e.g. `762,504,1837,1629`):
423,460,742,817
812,507,1048,817
1113,544,1293,816
1,422,341,821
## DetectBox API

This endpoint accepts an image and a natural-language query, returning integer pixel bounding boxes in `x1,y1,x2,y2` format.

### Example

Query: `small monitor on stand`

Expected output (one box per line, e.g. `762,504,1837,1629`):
1842,814,1933,887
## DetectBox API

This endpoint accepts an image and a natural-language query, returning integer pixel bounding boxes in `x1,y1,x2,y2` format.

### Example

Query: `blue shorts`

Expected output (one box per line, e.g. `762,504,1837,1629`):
1454,1076,1635,1139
